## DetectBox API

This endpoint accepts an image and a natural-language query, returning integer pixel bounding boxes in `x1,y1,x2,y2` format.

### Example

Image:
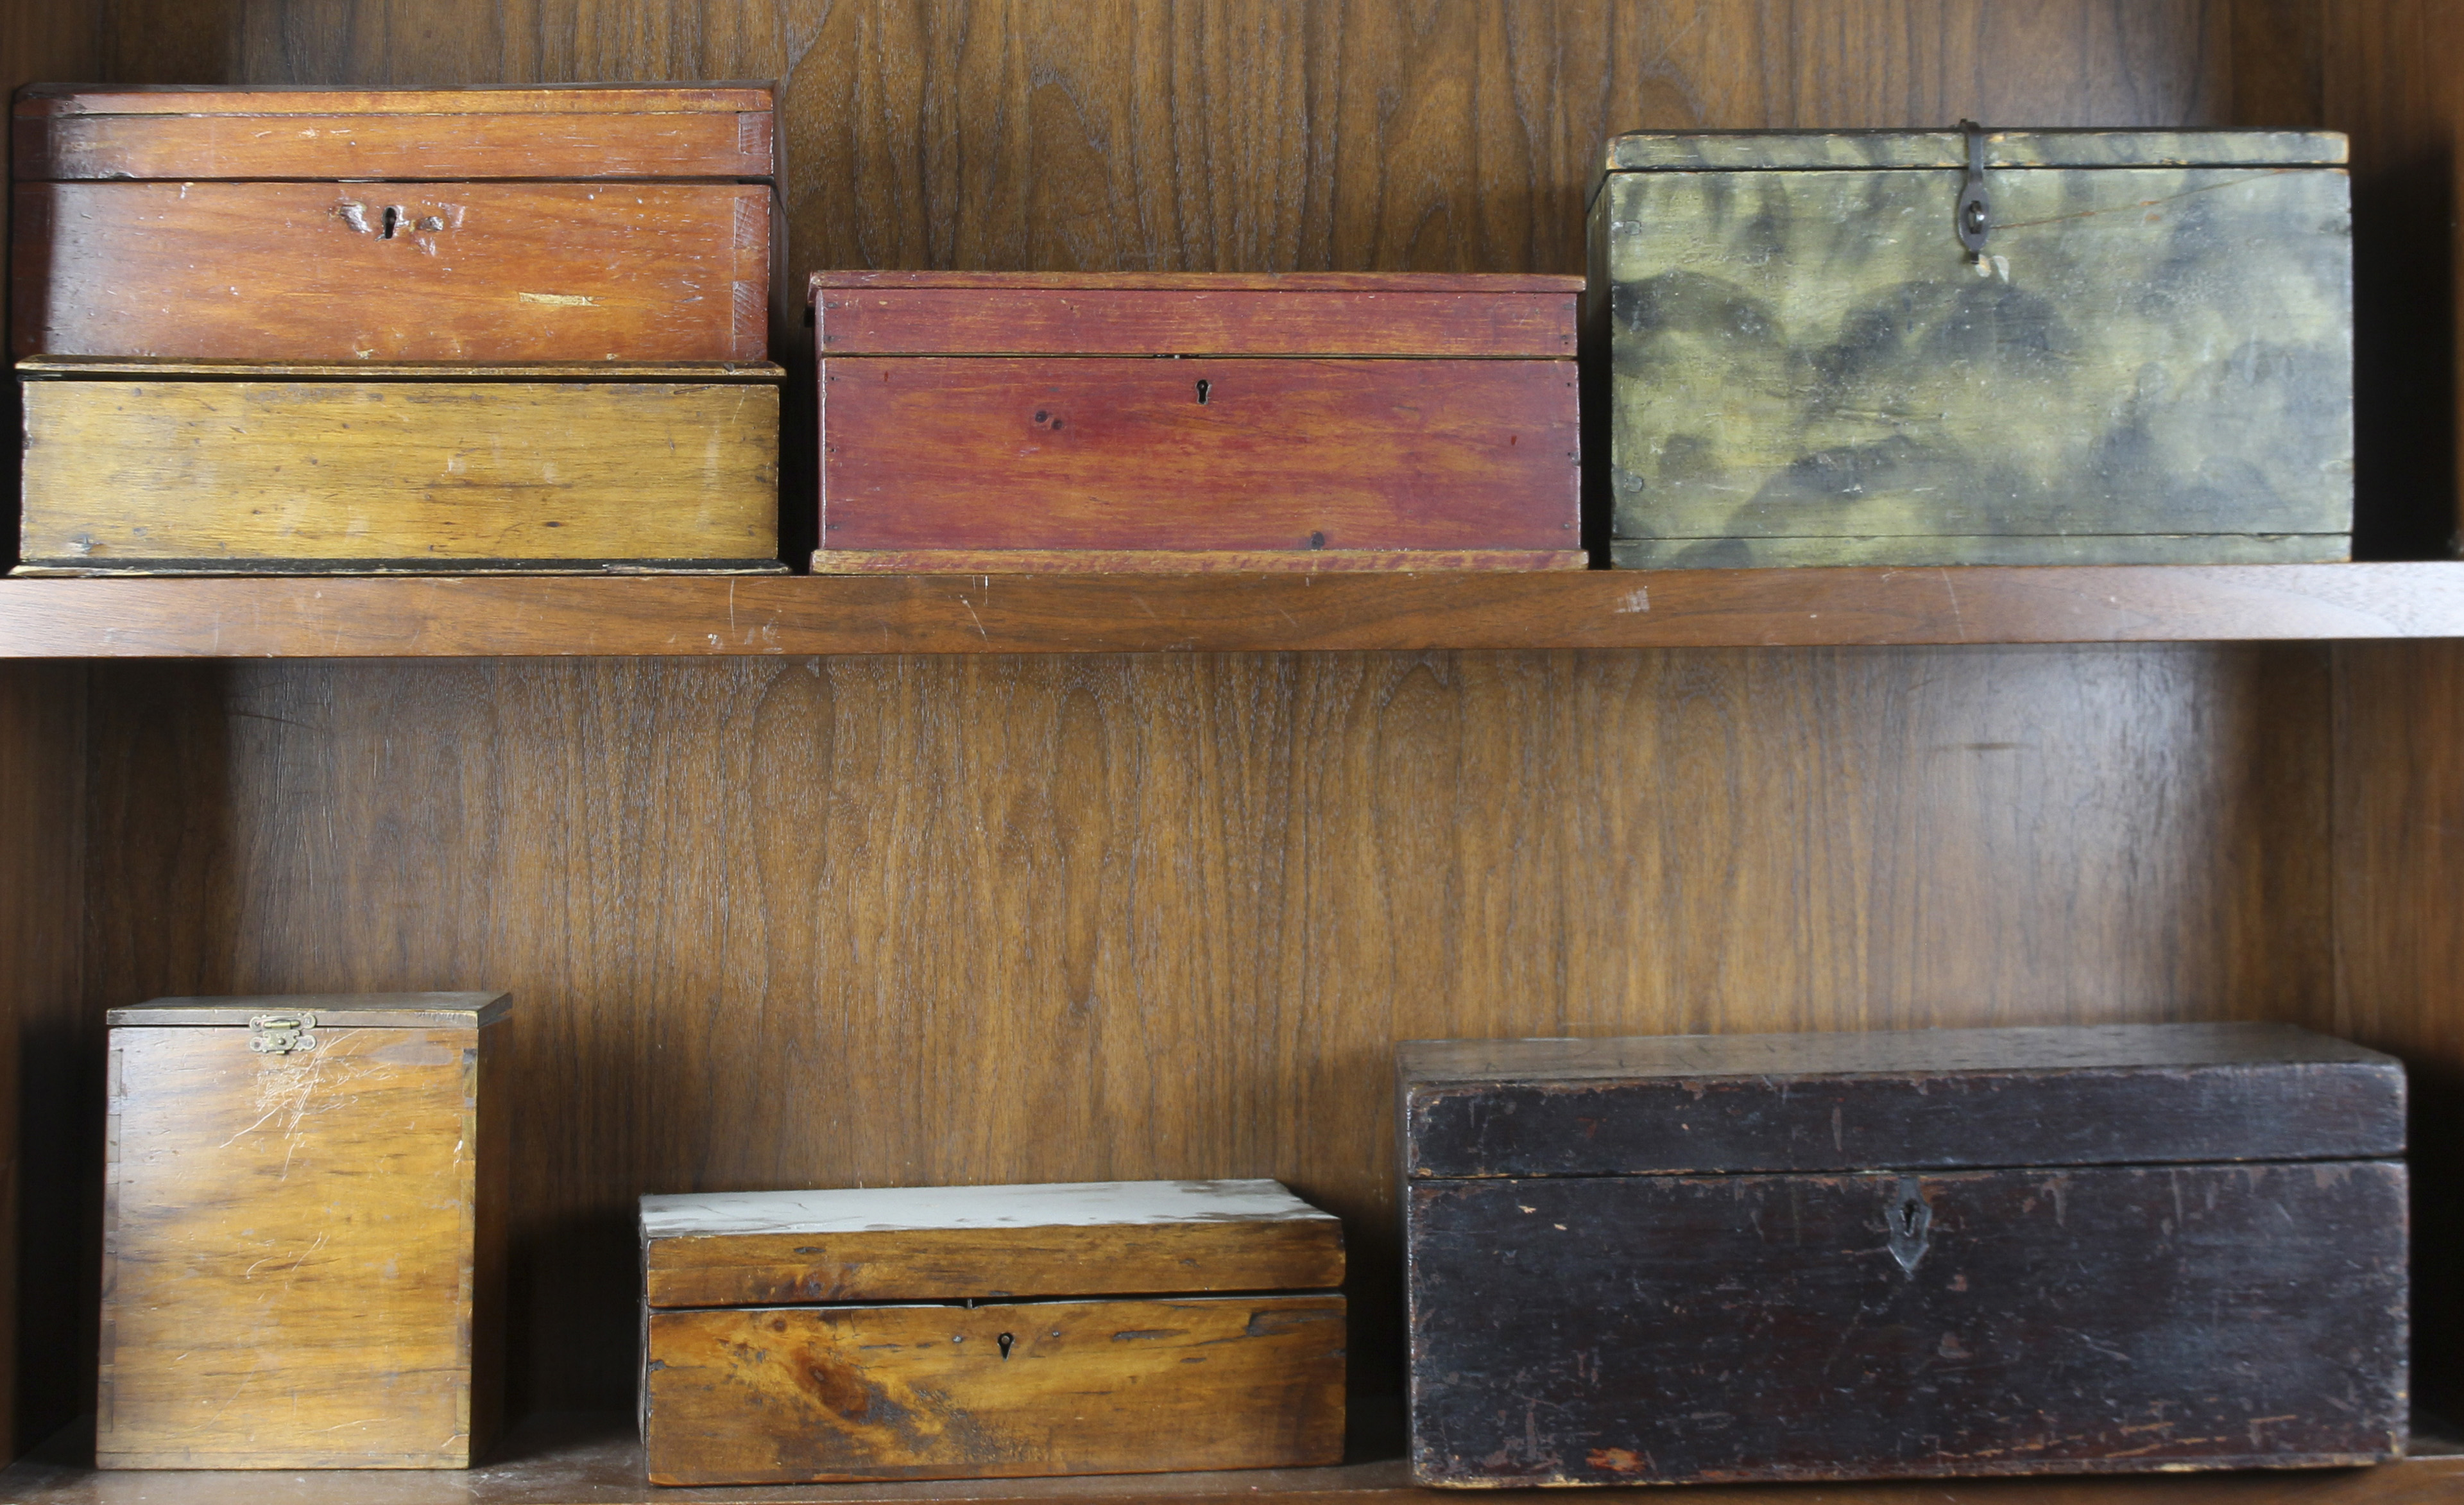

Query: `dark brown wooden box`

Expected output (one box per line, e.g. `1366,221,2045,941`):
810,270,1583,572
638,1179,1347,1486
1400,1023,2408,1487
12,84,776,362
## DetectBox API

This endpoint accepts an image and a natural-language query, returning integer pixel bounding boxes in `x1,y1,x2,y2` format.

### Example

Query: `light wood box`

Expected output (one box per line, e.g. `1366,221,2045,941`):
14,359,783,575
99,993,511,1470
638,1179,1347,1485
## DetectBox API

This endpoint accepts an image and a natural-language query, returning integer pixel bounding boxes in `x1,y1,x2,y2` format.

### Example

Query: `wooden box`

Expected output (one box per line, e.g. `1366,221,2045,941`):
13,84,775,363
99,992,510,1470
14,358,782,574
638,1179,1348,1485
1400,1023,2408,1486
810,271,1582,572
1588,129,2354,567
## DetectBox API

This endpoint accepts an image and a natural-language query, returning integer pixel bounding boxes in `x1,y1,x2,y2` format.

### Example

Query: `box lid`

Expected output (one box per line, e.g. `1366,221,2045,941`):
811,271,1580,358
108,991,510,1029
15,83,774,182
1401,1022,2402,1179
1599,128,2348,175
640,1178,1345,1309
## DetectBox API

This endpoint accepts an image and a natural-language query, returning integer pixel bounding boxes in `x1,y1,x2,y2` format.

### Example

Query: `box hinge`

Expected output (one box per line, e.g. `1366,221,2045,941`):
248,1010,318,1054
1956,119,1992,257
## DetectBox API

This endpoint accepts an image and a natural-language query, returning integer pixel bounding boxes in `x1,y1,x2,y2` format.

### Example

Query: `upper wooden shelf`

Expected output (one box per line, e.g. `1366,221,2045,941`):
0,563,2460,657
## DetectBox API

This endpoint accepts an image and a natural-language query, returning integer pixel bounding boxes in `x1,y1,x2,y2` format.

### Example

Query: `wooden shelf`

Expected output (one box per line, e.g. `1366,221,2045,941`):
2,1416,2460,1505
0,563,2460,657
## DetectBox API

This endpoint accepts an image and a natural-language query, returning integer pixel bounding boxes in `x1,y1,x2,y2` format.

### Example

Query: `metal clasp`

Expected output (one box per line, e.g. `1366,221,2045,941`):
248,1011,318,1054
1956,119,1991,257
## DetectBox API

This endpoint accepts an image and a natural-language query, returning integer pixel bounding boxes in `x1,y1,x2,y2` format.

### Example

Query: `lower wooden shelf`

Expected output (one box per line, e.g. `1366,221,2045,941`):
3,1416,2460,1505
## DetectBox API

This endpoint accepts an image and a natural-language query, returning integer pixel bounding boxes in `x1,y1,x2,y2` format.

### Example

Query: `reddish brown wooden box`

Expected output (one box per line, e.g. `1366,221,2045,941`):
810,271,1583,572
13,85,775,362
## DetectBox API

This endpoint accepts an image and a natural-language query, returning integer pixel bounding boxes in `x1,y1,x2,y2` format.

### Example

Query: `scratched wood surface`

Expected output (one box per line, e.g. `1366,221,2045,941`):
12,182,771,362
99,1007,506,1468
1407,1162,2408,1484
645,1296,1348,1484
63,644,2334,1418
18,374,781,571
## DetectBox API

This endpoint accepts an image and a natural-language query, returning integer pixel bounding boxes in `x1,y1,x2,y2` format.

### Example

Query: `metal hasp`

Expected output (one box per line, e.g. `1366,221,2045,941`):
246,1010,318,1054
1956,119,1992,255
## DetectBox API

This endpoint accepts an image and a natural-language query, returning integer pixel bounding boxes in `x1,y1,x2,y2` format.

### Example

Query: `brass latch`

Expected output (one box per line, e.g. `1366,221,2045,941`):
248,1011,318,1054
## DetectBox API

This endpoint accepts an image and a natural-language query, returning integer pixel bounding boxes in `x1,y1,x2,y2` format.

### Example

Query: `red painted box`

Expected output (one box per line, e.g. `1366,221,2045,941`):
810,271,1582,572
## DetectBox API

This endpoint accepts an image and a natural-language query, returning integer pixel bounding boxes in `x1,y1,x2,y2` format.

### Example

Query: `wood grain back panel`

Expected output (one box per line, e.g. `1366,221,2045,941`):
0,664,89,1459
13,182,770,361
74,645,2332,1412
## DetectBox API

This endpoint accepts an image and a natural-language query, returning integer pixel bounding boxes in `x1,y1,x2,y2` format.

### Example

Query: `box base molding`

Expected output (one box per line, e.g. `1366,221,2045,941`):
1612,535,2353,568
813,548,1588,574
12,558,792,577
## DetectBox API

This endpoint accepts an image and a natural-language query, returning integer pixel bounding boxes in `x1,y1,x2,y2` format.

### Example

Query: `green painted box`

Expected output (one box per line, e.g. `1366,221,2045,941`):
1586,128,2353,567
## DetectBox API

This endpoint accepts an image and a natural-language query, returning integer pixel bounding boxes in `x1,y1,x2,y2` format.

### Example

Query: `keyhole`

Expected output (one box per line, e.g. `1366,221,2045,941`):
1195,379,1211,404
1900,1198,1923,1235
381,205,403,239
997,1332,1015,1361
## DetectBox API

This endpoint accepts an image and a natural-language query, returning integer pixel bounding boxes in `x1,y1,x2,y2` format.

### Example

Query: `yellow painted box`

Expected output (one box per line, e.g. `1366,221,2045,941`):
638,1179,1348,1486
99,993,510,1469
15,359,782,575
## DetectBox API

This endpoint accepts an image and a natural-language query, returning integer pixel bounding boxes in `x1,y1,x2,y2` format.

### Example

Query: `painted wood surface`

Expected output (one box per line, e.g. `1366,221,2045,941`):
99,1011,506,1468
1596,162,2354,565
13,85,774,181
1407,1162,2408,1484
820,357,1577,560
812,277,1579,358
1399,1022,2406,1178
644,1180,1344,1309
644,1296,1346,1484
12,182,771,361
19,376,780,570
3,565,2462,656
